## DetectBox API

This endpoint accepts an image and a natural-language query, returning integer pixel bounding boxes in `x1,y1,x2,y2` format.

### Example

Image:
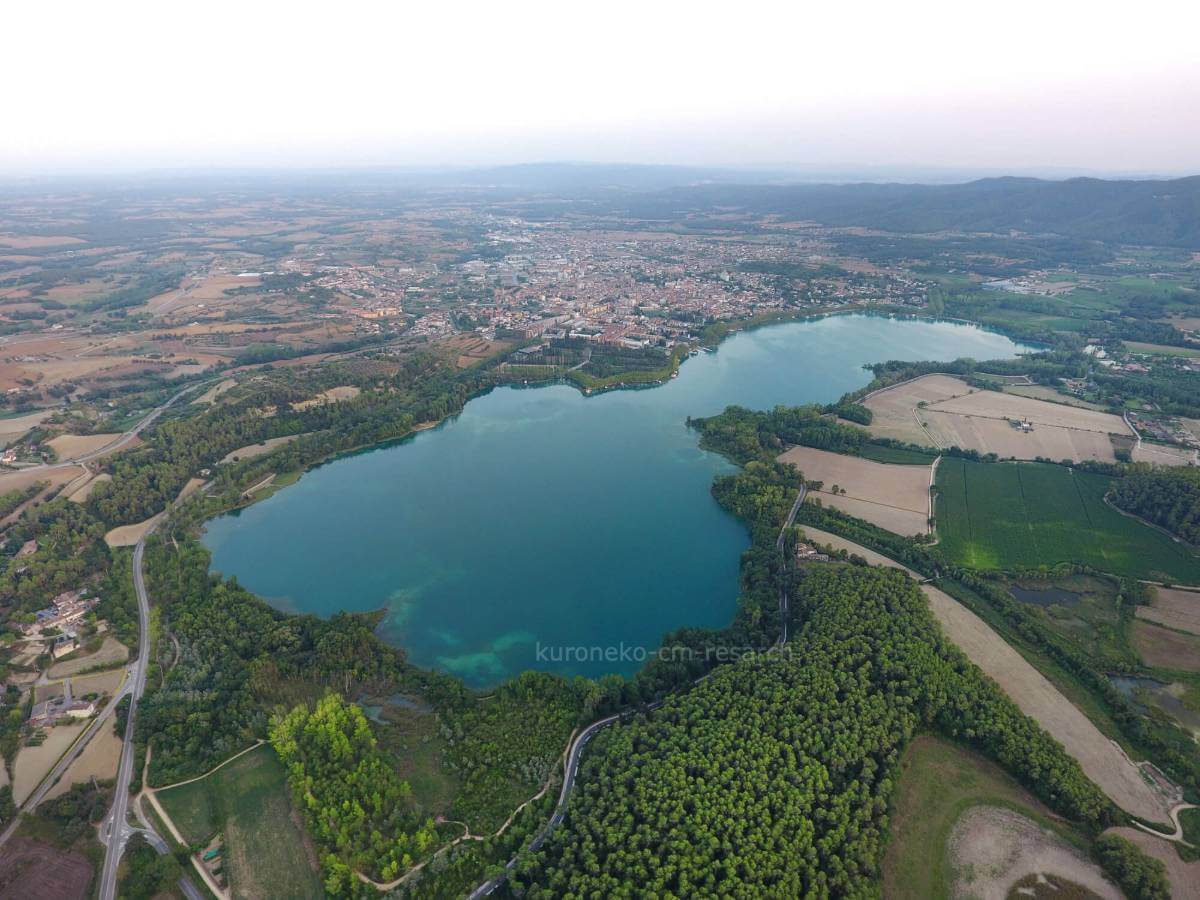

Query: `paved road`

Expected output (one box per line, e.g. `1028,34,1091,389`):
7,380,209,476
776,483,807,644
468,713,621,899
0,666,135,849
97,527,159,900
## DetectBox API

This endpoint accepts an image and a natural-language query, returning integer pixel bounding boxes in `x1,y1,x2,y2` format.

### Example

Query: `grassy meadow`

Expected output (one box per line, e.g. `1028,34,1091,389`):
155,744,323,899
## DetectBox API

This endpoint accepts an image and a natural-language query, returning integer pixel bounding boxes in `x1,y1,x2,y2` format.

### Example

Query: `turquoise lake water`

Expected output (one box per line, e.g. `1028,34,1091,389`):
203,314,1032,686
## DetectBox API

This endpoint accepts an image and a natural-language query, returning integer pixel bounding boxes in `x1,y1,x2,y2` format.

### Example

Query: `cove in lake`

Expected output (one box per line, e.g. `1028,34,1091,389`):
203,314,1033,687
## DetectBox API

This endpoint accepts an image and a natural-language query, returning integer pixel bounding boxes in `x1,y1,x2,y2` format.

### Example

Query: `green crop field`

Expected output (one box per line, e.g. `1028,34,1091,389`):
155,745,324,899
935,459,1200,582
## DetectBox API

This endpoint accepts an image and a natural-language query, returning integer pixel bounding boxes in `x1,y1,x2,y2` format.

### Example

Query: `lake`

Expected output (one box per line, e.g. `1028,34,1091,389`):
203,314,1032,686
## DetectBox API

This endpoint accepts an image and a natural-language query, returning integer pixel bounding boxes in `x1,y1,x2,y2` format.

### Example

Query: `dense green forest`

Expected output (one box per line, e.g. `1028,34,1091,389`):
513,566,1110,897
1110,466,1200,546
271,693,438,889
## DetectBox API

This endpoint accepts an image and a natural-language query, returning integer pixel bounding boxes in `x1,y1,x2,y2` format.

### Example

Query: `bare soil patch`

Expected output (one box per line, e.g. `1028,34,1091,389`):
1131,620,1200,672
778,446,931,535
947,806,1118,900
1136,586,1200,636
921,584,1170,823
0,836,93,900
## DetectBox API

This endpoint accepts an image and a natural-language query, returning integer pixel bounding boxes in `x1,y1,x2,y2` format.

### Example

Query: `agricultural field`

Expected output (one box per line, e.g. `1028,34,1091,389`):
935,458,1200,582
0,836,94,900
882,735,1085,900
921,583,1171,823
1002,382,1108,410
778,445,932,535
154,744,323,900
1136,585,1200,635
864,374,1134,463
1131,620,1200,673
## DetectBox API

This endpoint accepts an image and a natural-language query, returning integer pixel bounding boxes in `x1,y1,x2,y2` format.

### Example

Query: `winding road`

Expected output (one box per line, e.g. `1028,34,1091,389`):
468,483,806,898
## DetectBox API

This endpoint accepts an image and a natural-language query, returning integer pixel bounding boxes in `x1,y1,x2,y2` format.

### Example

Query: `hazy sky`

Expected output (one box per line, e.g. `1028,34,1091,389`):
5,0,1198,176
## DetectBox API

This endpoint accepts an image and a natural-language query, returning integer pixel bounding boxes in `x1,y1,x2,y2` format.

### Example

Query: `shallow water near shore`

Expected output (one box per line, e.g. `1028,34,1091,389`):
203,314,1032,686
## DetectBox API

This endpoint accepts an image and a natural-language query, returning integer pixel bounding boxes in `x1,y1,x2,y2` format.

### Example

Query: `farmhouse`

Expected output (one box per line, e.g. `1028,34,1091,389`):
18,590,98,637
50,631,79,659
29,694,96,728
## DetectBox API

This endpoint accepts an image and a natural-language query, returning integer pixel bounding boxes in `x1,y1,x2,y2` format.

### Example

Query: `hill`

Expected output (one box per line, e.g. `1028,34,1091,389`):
615,175,1200,246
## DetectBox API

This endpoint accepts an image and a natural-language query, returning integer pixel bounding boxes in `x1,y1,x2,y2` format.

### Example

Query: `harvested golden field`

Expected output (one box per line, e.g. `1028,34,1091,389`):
921,584,1171,823
778,446,931,535
0,465,84,495
1136,586,1200,635
71,668,125,695
0,409,53,446
104,516,158,548
13,722,83,804
47,635,128,678
862,374,972,444
1132,620,1200,672
293,385,360,409
797,526,922,578
220,434,302,464
193,377,237,404
1133,441,1196,466
0,234,86,249
46,433,123,459
865,374,1129,463
1003,383,1108,410
66,471,111,502
44,725,122,800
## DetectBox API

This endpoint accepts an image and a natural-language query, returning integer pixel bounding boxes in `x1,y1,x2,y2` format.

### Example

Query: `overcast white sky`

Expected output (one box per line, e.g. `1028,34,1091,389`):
4,0,1198,177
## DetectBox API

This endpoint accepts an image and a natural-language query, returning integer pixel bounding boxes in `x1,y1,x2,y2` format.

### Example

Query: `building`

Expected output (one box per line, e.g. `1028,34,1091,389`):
51,632,79,659
18,590,98,637
28,694,96,728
